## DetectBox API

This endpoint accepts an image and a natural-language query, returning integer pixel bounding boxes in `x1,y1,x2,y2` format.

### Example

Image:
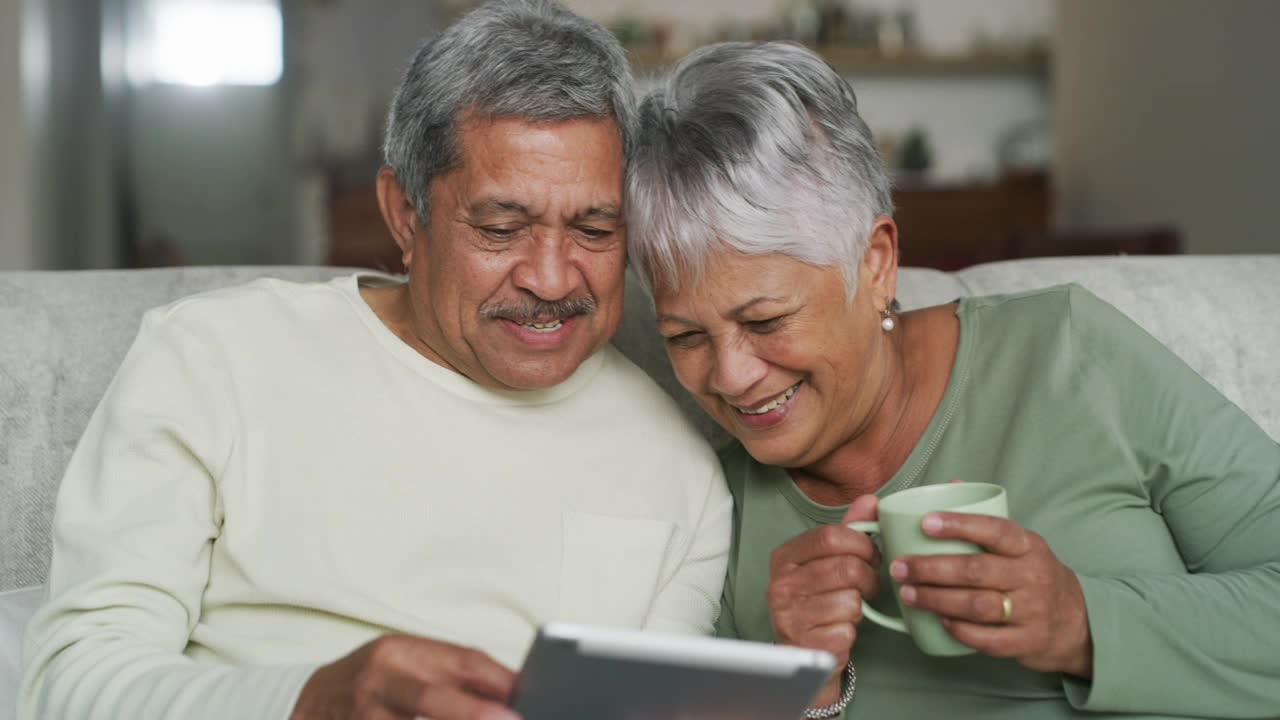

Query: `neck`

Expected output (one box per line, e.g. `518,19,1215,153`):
362,281,462,376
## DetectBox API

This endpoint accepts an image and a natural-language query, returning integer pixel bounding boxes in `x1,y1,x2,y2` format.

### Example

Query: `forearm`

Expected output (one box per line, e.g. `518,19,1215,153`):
644,467,733,635
1066,566,1280,718
18,306,310,716
21,633,316,720
643,542,729,635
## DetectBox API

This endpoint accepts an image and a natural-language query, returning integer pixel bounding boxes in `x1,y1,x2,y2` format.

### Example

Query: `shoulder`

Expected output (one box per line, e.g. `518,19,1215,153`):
597,346,709,436
141,275,358,346
960,282,1078,320
716,443,755,506
594,343,723,467
962,283,1201,403
962,282,1131,327
965,283,1161,359
960,282,1139,347
153,276,351,324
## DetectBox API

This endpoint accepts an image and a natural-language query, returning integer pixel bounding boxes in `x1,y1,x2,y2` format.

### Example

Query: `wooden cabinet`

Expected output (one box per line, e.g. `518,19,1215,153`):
326,184,402,272
893,170,1178,270
894,170,1051,270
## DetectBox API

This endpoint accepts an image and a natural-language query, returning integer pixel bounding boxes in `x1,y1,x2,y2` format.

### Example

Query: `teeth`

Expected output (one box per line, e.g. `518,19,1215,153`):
518,320,563,332
739,383,799,415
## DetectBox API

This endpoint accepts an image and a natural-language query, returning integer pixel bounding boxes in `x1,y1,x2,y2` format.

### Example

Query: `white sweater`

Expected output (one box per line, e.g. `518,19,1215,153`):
20,275,731,719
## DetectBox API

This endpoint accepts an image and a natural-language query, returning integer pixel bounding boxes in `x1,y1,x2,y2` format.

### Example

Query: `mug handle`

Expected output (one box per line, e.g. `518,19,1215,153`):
846,521,908,634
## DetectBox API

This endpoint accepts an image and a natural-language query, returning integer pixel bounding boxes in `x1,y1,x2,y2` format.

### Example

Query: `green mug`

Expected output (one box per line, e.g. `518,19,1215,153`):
847,482,1008,656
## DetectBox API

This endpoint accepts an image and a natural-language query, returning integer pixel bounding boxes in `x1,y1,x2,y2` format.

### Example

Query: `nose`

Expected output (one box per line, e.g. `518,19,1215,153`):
708,335,769,401
512,234,582,301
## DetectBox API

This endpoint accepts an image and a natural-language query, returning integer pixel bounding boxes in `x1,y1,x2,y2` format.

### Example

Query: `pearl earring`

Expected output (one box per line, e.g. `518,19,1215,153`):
881,308,895,332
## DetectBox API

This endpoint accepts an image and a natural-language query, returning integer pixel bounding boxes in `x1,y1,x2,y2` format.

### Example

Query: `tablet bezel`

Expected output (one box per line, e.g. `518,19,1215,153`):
509,622,836,720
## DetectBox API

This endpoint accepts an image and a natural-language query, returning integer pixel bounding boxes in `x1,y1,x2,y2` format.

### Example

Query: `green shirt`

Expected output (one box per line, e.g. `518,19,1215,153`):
715,285,1280,719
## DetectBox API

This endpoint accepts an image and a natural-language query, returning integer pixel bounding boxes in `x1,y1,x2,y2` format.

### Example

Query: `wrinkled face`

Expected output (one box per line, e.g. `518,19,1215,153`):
403,115,627,390
654,250,889,467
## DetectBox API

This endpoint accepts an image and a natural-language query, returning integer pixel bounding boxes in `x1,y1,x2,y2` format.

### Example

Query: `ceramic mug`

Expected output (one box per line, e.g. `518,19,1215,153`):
847,482,1008,656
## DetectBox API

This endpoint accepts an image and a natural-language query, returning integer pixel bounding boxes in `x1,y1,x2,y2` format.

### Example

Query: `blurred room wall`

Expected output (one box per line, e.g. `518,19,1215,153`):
291,0,444,265
566,0,1053,181
0,0,36,271
5,0,1276,271
127,75,296,266
564,0,1049,53
121,0,294,267
0,0,118,272
1054,0,1280,254
46,0,118,270
91,0,443,268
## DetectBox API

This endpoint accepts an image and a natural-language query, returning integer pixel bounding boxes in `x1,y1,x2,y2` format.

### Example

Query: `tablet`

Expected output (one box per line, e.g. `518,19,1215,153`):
509,622,835,720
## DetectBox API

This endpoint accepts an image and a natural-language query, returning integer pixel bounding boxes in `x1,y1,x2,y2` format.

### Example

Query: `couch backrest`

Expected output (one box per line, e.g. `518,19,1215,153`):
2,256,1277,591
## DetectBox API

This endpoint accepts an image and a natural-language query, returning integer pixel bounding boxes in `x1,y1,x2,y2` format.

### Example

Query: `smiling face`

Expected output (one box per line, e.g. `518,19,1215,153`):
377,114,627,391
654,247,897,468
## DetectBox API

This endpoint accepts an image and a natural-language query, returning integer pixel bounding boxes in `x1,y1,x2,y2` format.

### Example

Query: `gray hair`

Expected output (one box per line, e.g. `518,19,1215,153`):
626,41,893,295
384,0,637,224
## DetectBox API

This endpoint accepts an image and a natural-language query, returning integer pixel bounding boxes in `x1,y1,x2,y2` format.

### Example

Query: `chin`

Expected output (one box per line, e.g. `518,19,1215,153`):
730,432,802,468
495,371,571,391
741,443,797,468
491,359,582,391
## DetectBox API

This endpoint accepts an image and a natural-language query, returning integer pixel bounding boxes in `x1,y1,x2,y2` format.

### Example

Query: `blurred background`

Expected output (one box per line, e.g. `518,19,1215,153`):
0,0,1276,273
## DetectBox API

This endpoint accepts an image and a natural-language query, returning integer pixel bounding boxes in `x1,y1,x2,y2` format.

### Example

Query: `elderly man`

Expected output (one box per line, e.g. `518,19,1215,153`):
19,2,730,719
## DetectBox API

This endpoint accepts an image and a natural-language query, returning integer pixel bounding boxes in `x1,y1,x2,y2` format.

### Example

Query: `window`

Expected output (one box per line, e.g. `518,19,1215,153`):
127,0,283,87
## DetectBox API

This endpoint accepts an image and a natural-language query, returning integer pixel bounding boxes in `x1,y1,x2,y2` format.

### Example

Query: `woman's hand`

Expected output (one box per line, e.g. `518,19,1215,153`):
767,495,881,705
891,511,1093,677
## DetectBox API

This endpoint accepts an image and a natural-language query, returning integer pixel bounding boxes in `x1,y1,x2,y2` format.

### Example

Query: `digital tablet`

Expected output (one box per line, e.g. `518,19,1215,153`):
509,622,835,720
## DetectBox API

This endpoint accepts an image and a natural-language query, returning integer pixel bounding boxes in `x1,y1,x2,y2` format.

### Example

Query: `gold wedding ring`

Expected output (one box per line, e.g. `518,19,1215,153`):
1000,592,1014,624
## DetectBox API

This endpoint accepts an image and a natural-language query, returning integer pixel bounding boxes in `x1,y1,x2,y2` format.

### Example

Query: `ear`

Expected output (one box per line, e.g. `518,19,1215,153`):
860,215,899,311
376,165,419,267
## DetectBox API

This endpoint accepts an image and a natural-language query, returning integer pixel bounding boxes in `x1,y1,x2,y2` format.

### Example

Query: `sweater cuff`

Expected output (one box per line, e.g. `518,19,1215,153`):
1062,574,1143,713
1061,574,1106,709
272,664,321,720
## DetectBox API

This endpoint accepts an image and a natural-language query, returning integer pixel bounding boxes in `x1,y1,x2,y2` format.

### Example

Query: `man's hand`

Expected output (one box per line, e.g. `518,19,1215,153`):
291,634,521,720
767,495,881,706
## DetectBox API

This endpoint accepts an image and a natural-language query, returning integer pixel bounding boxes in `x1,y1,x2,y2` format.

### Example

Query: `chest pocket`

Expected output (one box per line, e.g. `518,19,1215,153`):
558,511,676,628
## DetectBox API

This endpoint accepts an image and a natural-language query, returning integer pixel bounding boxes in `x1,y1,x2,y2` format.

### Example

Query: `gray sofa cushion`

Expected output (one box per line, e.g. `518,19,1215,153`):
0,586,42,718
1,257,1276,591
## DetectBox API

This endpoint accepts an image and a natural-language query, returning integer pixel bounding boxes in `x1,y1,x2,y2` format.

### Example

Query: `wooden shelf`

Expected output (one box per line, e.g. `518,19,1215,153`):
627,46,1049,78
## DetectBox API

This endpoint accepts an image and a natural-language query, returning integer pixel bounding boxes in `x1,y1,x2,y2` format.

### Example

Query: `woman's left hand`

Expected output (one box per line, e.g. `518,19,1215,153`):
890,511,1094,677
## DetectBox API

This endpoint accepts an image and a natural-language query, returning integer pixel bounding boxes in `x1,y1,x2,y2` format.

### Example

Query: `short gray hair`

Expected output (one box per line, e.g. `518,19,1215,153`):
384,0,637,223
626,42,893,295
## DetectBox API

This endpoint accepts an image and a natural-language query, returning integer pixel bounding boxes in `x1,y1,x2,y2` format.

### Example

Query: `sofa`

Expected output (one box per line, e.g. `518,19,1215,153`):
2,255,1278,714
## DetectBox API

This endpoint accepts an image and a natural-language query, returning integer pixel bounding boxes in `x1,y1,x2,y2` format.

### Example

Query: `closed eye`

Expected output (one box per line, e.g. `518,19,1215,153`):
480,226,520,239
745,317,783,333
575,225,614,240
664,330,705,348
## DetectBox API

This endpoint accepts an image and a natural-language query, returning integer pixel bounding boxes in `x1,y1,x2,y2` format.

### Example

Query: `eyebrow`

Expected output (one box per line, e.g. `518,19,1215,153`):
467,199,530,217
466,200,622,222
729,296,786,318
574,205,622,222
656,296,787,327
655,313,696,327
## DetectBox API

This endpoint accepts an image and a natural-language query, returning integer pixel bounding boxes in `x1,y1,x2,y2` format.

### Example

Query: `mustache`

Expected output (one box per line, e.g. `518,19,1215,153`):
479,295,597,322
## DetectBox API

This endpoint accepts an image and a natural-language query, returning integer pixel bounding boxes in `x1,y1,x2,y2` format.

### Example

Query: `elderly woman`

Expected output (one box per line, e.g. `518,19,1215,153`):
625,41,1280,719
